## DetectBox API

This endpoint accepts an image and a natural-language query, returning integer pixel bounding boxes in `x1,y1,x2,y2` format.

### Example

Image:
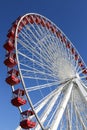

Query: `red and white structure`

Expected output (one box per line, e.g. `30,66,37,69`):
4,13,87,130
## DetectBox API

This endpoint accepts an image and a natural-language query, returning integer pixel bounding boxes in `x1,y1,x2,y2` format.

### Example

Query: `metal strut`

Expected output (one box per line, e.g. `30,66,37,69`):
50,82,73,130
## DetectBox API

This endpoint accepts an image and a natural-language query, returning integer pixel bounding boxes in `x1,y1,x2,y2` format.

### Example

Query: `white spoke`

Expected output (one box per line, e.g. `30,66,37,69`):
34,82,68,113
26,81,59,92
18,50,54,74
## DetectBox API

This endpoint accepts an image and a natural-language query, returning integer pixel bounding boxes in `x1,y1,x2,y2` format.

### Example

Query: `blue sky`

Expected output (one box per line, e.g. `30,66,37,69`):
0,0,87,130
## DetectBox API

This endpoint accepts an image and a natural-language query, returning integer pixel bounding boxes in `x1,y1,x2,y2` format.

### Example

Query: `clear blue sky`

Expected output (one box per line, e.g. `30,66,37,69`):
0,0,87,130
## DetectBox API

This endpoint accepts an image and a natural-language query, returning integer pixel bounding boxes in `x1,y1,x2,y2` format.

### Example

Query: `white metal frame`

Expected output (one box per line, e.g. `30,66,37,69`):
14,13,87,130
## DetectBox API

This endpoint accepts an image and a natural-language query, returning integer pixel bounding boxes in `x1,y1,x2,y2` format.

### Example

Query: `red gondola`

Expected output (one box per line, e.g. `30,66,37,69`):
56,30,61,38
20,110,36,129
5,69,20,86
60,35,64,42
11,97,26,107
13,88,25,96
34,16,41,24
50,26,56,33
20,119,36,129
21,110,34,116
66,41,71,49
46,21,51,29
4,53,17,68
82,68,87,74
28,15,34,24
78,60,84,67
75,54,79,61
62,35,67,44
71,47,75,55
6,74,20,86
18,22,24,32
8,69,19,76
56,30,63,41
3,39,15,52
4,57,17,68
11,89,26,107
41,18,45,27
12,20,18,28
7,27,16,39
21,17,29,26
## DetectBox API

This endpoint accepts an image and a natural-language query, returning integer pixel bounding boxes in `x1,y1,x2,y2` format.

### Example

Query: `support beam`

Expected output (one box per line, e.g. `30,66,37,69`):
66,105,71,130
75,79,87,102
74,103,86,130
50,82,73,130
35,84,64,114
35,92,61,130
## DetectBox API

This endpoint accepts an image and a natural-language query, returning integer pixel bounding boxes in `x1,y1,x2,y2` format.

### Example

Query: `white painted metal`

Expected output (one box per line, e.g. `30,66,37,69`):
50,82,73,130
65,104,71,130
75,79,87,101
35,91,61,130
34,84,64,114
13,13,87,130
73,81,87,129
74,103,86,130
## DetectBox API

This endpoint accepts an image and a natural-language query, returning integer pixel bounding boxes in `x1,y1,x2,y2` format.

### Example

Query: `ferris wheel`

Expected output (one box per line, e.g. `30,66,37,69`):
4,13,87,130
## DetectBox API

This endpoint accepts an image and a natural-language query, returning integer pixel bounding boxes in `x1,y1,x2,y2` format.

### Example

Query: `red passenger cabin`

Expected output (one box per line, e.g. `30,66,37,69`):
40,18,45,27
82,68,87,74
56,30,62,39
12,16,21,28
78,60,84,67
4,52,17,68
46,21,51,29
5,69,20,86
7,26,16,39
50,25,56,34
21,17,29,26
75,54,79,61
11,88,27,107
66,41,71,49
62,35,67,44
35,16,41,24
20,110,36,129
3,39,15,52
28,15,34,24
71,47,75,55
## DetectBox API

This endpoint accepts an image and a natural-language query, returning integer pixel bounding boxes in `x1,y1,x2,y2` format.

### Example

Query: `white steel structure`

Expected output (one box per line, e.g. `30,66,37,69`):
4,13,87,130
